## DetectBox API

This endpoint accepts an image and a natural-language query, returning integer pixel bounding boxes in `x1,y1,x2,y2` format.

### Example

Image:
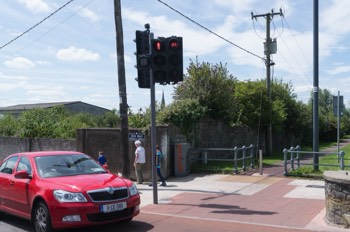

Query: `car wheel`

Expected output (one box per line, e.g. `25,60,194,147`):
33,201,54,232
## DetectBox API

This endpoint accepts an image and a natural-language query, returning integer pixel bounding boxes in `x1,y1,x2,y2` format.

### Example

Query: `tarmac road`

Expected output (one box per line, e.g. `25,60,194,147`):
0,210,325,232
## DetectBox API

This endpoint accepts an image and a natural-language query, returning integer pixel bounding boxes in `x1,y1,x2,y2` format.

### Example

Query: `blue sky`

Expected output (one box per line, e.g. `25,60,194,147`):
0,0,349,112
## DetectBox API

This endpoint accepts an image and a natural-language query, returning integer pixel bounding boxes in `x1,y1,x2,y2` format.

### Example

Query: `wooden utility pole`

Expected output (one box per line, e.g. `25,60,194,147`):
114,0,130,177
252,9,283,155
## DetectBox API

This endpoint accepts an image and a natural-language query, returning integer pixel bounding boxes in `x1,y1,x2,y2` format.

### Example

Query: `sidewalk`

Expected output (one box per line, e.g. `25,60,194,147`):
136,140,350,232
137,173,348,232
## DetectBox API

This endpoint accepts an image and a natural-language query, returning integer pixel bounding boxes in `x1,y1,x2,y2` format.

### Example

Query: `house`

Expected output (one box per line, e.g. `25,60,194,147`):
0,101,111,117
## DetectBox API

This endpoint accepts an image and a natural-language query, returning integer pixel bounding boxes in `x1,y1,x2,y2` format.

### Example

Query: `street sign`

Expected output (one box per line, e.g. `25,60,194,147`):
128,133,145,141
333,95,344,117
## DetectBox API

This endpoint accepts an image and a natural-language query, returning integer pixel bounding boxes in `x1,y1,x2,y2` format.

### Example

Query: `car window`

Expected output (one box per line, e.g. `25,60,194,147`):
17,156,32,175
35,154,106,178
0,156,19,174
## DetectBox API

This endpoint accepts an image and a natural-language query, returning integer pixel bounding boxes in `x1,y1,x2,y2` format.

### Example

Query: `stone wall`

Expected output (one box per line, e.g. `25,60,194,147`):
76,126,179,181
324,170,350,228
0,136,75,160
0,121,300,180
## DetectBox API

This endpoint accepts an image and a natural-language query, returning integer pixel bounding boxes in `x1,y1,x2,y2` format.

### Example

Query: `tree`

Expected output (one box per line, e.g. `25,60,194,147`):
174,59,237,122
158,98,207,144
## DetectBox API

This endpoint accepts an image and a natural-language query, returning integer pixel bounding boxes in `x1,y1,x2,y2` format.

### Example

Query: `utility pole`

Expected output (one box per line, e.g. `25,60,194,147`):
252,9,283,155
114,0,130,177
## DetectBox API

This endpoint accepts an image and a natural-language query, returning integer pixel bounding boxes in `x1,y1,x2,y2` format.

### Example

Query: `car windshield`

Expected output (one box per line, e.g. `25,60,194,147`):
35,154,107,178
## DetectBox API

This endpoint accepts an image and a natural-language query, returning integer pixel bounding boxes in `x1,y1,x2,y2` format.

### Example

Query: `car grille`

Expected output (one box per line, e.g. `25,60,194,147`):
87,207,134,222
87,187,128,202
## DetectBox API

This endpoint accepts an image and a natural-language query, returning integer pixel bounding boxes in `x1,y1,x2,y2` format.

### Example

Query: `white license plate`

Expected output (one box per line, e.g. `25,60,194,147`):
100,202,127,213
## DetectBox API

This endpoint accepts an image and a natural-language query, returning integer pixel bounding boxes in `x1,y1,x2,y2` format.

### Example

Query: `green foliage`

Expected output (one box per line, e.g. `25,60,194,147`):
307,88,350,143
96,109,121,128
128,108,151,129
128,103,164,130
0,114,19,136
158,98,207,143
0,105,120,139
233,80,268,127
174,59,237,121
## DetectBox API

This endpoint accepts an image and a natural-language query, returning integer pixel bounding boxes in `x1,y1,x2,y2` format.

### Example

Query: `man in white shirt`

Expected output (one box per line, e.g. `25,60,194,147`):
134,140,145,184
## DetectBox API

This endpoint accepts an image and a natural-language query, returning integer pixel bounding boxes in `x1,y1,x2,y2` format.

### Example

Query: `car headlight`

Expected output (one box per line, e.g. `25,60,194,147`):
53,190,87,202
129,183,138,196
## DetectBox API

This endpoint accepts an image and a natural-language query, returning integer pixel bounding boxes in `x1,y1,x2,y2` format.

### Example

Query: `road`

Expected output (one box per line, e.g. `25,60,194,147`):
0,211,315,232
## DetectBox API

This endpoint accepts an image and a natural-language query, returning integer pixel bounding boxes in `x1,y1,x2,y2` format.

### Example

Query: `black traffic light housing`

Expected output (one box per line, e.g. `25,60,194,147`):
151,36,183,85
166,36,183,83
151,37,167,84
134,30,151,88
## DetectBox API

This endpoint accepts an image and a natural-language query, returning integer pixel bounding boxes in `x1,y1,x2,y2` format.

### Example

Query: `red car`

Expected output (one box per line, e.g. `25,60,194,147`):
0,151,140,232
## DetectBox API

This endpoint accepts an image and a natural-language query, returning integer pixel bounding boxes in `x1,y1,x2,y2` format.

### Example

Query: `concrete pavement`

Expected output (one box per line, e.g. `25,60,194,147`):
136,173,349,232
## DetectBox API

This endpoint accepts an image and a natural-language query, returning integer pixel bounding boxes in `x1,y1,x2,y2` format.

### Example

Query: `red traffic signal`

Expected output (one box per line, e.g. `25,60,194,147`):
152,39,164,52
168,38,181,51
151,36,183,85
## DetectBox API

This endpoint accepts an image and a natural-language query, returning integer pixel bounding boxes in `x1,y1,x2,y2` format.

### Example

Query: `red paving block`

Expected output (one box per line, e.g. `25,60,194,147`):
142,178,325,229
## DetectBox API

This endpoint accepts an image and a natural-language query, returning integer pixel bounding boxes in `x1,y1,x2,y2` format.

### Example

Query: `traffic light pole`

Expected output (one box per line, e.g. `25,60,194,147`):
135,25,183,205
146,24,158,204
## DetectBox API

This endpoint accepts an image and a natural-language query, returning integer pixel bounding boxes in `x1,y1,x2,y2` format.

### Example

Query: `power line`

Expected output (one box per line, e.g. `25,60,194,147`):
156,0,266,61
0,0,74,51
282,17,312,70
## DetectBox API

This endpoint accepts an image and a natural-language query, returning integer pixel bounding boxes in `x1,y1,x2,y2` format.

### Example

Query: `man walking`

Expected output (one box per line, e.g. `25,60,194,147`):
134,140,145,184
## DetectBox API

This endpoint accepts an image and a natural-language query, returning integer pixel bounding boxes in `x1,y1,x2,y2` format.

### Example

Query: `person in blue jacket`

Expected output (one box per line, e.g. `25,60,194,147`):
98,151,107,166
156,145,166,186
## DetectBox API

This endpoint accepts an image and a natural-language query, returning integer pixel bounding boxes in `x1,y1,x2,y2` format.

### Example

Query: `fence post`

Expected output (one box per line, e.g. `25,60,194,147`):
233,146,238,174
296,145,301,169
249,144,254,168
203,151,208,164
242,145,246,171
340,151,345,170
259,149,263,175
283,148,288,175
290,146,294,170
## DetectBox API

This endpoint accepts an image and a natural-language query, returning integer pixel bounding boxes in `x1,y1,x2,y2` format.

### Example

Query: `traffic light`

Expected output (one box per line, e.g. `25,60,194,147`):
151,36,183,85
166,36,183,83
151,37,167,84
134,30,151,88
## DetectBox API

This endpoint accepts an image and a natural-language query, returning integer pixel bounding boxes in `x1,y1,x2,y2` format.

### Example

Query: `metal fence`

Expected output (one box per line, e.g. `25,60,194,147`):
283,146,346,175
192,144,255,174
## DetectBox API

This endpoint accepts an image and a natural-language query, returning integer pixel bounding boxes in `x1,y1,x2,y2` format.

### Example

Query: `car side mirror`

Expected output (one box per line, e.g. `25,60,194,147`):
14,170,31,179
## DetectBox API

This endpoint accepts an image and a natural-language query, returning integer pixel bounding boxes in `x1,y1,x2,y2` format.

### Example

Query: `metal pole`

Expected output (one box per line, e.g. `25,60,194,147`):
259,150,263,175
147,25,158,204
313,0,319,171
337,91,340,154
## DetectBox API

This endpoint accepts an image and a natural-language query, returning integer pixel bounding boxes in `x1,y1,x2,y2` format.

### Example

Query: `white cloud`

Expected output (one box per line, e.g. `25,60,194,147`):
328,66,350,75
17,0,51,13
79,8,100,23
56,46,100,61
3,57,35,69
36,60,51,66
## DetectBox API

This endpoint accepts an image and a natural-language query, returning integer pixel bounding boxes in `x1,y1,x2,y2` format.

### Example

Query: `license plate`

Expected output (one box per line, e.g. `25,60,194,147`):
100,202,127,213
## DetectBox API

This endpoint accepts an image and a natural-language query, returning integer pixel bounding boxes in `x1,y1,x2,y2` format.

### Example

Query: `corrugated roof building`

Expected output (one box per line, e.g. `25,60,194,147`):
0,101,111,117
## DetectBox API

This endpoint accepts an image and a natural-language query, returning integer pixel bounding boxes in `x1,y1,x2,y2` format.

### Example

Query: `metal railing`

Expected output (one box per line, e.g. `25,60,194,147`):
193,144,255,174
283,146,346,175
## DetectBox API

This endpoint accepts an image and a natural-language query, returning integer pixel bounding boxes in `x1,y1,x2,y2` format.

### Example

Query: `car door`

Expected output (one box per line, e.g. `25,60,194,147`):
0,156,19,212
9,156,33,218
